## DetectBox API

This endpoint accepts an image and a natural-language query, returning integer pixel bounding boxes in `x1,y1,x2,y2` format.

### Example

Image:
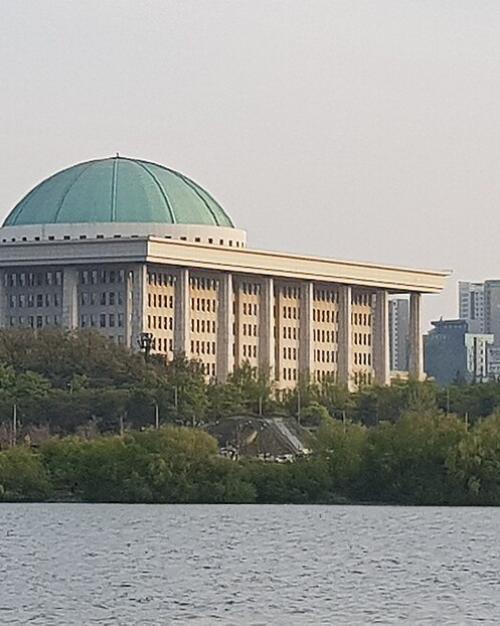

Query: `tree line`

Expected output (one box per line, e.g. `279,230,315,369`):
1,328,500,505
1,413,500,505
1,327,500,440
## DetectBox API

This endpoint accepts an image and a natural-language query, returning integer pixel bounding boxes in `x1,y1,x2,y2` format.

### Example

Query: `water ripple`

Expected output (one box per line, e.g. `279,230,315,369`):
0,504,500,624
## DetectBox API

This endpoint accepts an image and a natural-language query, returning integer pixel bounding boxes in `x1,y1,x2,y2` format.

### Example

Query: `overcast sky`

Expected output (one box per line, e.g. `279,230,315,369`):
2,1,500,329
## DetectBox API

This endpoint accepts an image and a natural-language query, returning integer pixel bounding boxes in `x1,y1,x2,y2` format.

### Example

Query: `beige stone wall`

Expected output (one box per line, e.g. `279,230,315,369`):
188,273,218,378
0,257,427,387
275,282,301,388
145,267,176,357
312,285,339,383
234,277,260,370
351,289,374,386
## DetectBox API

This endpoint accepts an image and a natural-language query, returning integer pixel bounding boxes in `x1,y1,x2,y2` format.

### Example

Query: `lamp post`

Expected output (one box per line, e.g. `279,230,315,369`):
138,332,153,360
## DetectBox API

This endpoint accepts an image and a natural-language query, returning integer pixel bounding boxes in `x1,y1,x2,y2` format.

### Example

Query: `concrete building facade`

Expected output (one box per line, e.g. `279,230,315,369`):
0,156,448,390
424,319,494,385
389,298,409,373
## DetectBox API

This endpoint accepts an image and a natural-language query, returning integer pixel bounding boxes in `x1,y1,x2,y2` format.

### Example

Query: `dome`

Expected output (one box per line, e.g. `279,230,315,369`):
4,156,234,228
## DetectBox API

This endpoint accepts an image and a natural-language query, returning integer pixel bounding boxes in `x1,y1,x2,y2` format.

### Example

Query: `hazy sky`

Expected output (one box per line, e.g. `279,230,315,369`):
2,1,500,329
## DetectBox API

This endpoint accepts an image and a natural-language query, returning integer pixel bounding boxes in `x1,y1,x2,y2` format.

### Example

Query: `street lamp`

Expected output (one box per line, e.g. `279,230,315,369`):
138,332,153,359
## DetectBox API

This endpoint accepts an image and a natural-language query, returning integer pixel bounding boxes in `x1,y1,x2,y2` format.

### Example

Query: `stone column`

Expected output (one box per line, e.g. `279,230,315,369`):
130,264,147,349
373,289,390,385
259,276,275,381
217,272,234,381
338,284,353,390
174,267,190,356
62,267,78,329
299,281,314,379
409,292,424,380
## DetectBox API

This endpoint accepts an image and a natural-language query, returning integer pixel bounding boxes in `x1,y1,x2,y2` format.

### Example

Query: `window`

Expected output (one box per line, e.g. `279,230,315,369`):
100,314,106,328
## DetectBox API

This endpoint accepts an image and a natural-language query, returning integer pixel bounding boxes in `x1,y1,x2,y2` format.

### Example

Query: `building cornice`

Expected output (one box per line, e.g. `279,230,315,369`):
0,236,449,293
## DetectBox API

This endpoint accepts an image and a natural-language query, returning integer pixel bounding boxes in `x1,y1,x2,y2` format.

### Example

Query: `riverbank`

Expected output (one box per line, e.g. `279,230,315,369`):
2,415,500,505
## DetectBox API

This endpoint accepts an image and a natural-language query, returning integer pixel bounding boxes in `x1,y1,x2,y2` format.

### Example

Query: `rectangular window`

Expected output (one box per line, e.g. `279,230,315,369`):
100,314,106,328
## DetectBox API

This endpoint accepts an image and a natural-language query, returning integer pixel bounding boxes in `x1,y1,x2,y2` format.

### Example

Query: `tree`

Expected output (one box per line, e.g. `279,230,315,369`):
228,362,274,415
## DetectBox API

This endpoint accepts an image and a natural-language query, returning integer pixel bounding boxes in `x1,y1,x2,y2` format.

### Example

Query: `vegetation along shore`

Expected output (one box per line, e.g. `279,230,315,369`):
1,328,500,505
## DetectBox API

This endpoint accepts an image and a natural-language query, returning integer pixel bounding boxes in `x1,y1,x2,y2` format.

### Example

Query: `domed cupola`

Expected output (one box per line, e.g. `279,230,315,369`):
2,156,245,246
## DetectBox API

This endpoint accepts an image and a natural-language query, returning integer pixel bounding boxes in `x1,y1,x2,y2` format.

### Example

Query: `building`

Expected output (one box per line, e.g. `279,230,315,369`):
0,156,448,389
458,281,485,333
424,319,494,385
459,280,500,378
389,298,409,373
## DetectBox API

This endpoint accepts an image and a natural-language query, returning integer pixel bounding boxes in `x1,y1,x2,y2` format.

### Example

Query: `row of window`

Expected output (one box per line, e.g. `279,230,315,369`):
9,315,60,328
282,326,299,340
283,368,298,381
315,350,338,364
148,293,174,309
354,371,372,385
353,293,372,306
9,293,61,309
313,308,338,323
314,289,338,303
151,337,174,353
148,272,176,287
314,370,338,382
80,270,125,285
281,286,300,299
202,362,217,377
354,352,372,366
148,316,174,331
5,271,62,288
189,276,218,290
242,302,258,316
353,332,371,347
242,344,257,358
282,306,300,320
241,282,261,295
353,312,372,326
81,291,124,307
242,323,258,337
191,298,217,313
192,319,216,334
191,340,216,356
313,329,338,344
81,313,124,328
283,346,298,361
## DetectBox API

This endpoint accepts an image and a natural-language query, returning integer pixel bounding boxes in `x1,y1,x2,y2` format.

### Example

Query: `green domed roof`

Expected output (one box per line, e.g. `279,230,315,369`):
4,157,234,228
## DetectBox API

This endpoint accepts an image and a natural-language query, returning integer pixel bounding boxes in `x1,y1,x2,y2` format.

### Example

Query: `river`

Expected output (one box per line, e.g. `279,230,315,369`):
1,504,499,624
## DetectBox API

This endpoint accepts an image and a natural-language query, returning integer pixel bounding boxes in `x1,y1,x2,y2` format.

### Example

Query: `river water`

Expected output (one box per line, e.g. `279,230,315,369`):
1,504,499,624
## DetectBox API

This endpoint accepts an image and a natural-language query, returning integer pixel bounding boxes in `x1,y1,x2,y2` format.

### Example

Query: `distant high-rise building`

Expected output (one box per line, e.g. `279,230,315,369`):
484,281,500,346
459,281,500,378
424,319,493,385
389,298,409,371
458,281,485,333
458,280,500,343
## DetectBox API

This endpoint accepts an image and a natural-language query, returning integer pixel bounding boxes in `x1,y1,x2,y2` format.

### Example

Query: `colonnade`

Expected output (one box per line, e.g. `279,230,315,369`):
167,267,424,386
56,264,423,386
